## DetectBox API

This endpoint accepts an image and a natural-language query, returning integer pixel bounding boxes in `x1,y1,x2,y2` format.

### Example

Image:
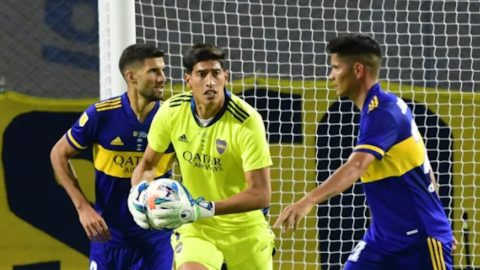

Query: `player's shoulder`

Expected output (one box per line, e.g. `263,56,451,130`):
366,87,392,109
166,91,193,109
91,94,123,113
226,93,261,124
366,88,404,115
363,89,413,130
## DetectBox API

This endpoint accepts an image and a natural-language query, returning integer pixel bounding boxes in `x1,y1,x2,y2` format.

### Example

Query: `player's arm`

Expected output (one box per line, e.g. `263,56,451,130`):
429,169,440,197
275,109,398,233
215,166,271,215
131,102,172,187
128,102,172,229
50,137,88,212
309,152,374,204
131,145,165,186
213,113,273,215
273,152,374,233
129,147,167,230
427,156,457,250
50,109,111,242
152,165,272,229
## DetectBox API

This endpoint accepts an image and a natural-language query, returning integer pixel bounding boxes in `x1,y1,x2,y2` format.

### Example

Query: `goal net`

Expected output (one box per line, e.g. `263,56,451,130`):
102,1,480,269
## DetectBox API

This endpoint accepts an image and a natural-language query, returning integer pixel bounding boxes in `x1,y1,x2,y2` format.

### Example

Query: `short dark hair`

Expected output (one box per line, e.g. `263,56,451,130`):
119,44,165,76
183,43,225,74
327,33,382,77
327,33,382,58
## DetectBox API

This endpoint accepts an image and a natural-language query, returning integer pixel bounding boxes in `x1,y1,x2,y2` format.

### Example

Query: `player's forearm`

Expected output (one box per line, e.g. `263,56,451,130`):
132,162,149,186
429,169,440,197
50,152,90,210
214,187,270,216
132,146,164,186
131,160,157,186
306,160,364,205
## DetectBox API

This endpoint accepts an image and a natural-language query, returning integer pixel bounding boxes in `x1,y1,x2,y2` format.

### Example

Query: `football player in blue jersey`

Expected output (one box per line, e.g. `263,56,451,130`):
51,44,175,270
275,33,457,270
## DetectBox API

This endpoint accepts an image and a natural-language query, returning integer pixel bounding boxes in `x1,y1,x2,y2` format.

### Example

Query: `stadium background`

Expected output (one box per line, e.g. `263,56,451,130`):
0,0,479,269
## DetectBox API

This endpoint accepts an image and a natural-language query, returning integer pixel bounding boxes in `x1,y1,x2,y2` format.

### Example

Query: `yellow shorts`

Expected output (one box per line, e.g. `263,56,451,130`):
171,222,275,270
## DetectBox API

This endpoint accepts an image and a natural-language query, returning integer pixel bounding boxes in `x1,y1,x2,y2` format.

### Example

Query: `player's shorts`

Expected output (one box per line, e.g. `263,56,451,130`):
89,237,173,270
171,222,275,270
344,237,453,270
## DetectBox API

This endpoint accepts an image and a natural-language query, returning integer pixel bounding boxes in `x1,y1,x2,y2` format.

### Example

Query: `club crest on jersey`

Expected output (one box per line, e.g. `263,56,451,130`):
133,131,148,138
216,139,227,154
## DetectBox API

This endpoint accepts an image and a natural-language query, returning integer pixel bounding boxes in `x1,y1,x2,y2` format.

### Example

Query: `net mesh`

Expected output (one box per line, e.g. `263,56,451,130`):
0,0,99,98
134,1,480,269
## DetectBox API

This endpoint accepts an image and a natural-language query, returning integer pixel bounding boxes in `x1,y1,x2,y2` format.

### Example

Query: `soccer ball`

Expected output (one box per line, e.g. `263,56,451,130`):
142,178,196,230
145,178,181,213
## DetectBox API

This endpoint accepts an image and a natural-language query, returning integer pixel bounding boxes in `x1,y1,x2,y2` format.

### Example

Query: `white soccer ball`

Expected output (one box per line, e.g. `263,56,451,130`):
143,178,198,230
145,179,181,227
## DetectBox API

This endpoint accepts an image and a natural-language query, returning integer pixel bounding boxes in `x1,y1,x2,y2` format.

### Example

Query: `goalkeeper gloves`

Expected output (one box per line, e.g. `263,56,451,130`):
149,182,215,230
127,180,151,229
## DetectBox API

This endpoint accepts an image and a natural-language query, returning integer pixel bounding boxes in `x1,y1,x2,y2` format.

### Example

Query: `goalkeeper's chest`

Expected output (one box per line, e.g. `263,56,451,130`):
170,121,241,171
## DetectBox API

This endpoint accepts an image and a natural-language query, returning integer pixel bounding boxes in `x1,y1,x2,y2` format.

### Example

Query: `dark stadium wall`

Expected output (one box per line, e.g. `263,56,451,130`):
0,92,95,269
4,112,92,256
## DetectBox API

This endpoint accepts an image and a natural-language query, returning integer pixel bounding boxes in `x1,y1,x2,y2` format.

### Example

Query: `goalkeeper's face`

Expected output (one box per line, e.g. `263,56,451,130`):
134,57,166,101
185,60,228,107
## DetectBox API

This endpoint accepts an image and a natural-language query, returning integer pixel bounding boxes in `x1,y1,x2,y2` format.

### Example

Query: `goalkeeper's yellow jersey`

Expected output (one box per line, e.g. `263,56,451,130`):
148,89,273,231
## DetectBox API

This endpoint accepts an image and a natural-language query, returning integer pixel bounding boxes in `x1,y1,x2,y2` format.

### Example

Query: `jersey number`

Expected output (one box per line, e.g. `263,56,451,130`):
348,240,367,262
397,97,431,173
89,261,97,270
397,97,421,142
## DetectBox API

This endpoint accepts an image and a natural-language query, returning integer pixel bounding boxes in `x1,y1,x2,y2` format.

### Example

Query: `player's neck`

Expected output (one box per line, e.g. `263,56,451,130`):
127,91,155,122
351,80,378,112
195,95,225,120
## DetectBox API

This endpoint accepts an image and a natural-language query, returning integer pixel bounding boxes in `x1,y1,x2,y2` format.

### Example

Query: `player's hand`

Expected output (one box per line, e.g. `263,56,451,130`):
452,236,458,252
77,204,112,243
127,180,150,229
274,196,316,233
149,183,215,230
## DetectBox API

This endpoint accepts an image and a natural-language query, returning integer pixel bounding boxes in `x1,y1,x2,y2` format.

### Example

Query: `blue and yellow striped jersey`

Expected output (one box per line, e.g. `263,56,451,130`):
66,93,175,247
354,83,452,252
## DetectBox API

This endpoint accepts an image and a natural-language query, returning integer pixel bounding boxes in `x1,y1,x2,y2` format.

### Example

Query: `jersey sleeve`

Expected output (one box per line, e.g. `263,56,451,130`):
239,113,273,172
354,109,398,160
65,104,98,150
147,102,172,153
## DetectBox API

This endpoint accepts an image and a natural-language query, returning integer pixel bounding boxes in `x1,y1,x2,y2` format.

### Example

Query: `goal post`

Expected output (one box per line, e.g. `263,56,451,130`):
98,0,136,100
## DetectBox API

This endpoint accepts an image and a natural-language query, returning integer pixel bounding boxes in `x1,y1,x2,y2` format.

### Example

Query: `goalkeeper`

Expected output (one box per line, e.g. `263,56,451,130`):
274,33,456,270
129,43,275,270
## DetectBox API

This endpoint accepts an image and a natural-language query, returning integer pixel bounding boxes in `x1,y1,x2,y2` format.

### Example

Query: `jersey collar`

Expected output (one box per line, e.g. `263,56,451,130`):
362,82,381,113
121,92,160,124
190,88,231,128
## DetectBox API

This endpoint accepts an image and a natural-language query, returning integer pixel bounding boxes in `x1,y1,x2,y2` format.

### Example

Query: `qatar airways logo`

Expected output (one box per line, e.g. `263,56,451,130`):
113,155,142,173
182,151,223,172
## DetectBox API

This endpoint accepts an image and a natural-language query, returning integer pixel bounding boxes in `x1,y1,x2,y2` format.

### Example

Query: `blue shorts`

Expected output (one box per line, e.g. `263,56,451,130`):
344,237,452,270
89,238,173,270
